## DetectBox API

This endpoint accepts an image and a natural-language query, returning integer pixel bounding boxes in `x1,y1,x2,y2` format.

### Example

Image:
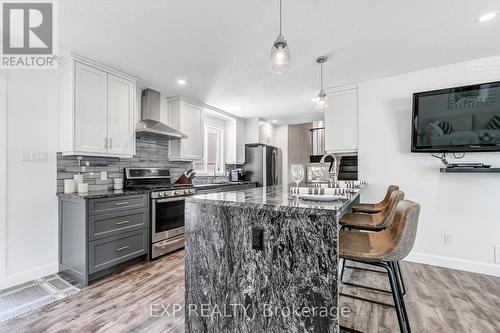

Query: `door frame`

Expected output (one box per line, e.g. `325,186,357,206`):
0,71,7,279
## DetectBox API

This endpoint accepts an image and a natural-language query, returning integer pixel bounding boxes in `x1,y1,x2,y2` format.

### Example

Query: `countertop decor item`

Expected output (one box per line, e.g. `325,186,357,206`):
73,174,84,185
299,194,343,202
290,164,304,190
113,178,123,190
175,174,192,185
77,183,88,194
64,179,76,194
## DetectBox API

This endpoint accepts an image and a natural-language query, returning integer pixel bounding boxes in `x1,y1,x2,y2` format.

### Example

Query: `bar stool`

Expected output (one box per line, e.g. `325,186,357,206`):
340,190,405,231
340,190,406,294
351,185,400,214
339,200,420,333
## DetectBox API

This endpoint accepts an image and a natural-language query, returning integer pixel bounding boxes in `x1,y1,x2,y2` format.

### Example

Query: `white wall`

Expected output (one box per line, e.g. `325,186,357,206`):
288,123,312,182
0,70,59,289
358,55,500,277
0,71,6,280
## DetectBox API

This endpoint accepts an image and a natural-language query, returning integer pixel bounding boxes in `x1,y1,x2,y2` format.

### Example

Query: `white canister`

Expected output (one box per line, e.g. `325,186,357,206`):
73,174,84,185
113,178,124,190
64,179,76,194
78,183,89,194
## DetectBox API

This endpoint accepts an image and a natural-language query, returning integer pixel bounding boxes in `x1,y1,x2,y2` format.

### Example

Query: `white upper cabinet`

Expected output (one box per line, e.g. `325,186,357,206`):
235,120,246,163
107,74,135,156
74,62,108,154
60,54,137,157
167,97,204,161
245,118,276,146
324,86,358,154
225,118,246,164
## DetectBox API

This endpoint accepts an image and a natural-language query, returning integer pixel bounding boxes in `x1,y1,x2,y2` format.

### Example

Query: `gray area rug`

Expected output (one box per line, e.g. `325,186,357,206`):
0,274,80,322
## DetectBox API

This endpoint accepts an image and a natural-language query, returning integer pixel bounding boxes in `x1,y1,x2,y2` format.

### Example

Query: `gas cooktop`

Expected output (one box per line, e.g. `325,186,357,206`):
124,168,195,198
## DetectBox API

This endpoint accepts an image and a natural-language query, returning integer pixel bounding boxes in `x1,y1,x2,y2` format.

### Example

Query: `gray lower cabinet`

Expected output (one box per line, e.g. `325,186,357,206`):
59,194,149,287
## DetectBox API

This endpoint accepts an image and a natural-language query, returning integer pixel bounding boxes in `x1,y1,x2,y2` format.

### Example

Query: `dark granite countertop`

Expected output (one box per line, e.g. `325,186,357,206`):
193,181,254,190
187,184,363,216
57,189,150,200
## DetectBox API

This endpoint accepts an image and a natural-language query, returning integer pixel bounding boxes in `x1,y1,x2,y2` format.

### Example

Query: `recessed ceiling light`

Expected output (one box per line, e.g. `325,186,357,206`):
477,12,497,22
177,79,187,86
271,120,278,123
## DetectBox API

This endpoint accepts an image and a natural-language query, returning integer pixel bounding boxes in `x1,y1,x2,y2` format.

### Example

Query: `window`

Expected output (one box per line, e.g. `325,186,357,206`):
194,125,224,175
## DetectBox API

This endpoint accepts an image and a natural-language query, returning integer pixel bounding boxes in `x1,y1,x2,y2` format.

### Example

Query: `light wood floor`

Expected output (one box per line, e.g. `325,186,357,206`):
0,251,499,333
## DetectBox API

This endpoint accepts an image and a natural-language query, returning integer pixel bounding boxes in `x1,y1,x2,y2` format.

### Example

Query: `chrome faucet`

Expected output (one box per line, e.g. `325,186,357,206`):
319,153,338,184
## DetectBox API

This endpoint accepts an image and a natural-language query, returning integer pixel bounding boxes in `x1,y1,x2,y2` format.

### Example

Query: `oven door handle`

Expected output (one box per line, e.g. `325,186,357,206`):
155,197,186,203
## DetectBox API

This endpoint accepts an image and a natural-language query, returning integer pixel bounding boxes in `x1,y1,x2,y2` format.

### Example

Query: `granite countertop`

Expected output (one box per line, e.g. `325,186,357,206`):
187,184,363,215
193,181,254,190
57,189,150,200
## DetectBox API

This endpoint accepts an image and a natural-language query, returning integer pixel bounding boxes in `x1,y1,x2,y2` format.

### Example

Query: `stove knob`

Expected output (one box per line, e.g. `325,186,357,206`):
158,192,164,198
174,191,180,196
184,190,190,195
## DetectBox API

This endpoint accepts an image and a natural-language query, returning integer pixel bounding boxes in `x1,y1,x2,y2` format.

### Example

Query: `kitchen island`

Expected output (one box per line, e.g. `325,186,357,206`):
185,185,363,333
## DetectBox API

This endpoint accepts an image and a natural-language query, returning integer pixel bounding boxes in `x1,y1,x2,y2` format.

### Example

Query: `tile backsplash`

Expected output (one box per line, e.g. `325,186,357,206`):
57,135,192,192
57,135,241,192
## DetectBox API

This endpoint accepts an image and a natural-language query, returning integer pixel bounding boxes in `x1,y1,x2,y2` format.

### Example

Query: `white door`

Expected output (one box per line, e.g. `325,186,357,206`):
107,73,135,156
75,62,108,153
236,120,246,163
180,102,203,160
325,87,358,153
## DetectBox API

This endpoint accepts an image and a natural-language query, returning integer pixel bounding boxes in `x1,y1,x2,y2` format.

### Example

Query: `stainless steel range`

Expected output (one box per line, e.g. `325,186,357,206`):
124,168,196,259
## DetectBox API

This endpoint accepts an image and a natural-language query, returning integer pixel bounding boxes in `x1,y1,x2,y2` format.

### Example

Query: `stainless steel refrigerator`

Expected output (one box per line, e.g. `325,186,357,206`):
244,144,281,187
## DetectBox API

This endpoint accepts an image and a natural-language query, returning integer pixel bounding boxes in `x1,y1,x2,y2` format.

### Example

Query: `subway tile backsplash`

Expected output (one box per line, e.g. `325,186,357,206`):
57,135,192,192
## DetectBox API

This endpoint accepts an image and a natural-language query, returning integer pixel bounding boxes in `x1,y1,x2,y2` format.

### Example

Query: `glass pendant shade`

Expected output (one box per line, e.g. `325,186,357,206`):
270,34,291,74
315,90,328,112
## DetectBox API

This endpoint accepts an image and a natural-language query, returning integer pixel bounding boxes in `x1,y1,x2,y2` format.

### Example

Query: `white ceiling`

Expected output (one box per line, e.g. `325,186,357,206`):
59,0,500,124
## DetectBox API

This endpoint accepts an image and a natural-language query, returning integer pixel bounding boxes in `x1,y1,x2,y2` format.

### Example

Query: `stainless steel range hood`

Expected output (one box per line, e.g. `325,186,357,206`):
136,89,187,139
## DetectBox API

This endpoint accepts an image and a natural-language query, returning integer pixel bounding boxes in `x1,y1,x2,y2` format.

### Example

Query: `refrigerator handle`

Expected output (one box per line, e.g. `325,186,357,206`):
272,149,277,185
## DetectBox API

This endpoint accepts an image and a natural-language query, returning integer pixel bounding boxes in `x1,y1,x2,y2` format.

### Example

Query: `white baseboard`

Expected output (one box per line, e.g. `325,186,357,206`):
405,252,500,277
0,262,58,290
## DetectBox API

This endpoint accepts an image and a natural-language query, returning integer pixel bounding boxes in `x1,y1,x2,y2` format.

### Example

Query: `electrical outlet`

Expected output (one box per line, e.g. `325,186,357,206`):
495,245,500,264
444,233,453,245
100,171,108,180
22,151,48,162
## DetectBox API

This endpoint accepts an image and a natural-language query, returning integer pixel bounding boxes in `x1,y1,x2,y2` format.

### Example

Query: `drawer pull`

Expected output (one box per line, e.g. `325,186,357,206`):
115,201,129,206
115,220,130,225
115,245,130,252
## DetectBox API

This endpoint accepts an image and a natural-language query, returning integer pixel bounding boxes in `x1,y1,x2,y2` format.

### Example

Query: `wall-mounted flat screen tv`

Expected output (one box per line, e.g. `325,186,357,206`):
412,81,500,152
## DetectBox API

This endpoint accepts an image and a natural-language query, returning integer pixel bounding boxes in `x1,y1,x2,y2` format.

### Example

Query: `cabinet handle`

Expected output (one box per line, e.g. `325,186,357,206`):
115,220,130,225
115,201,129,206
104,137,108,149
115,245,130,252
109,138,112,149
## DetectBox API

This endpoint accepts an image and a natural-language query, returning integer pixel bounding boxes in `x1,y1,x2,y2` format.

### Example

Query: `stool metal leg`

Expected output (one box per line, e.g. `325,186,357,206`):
340,260,412,333
395,261,406,296
390,262,411,333
380,262,409,333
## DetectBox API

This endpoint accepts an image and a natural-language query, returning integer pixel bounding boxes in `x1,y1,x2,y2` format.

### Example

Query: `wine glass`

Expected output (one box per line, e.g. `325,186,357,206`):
290,164,304,193
310,167,323,188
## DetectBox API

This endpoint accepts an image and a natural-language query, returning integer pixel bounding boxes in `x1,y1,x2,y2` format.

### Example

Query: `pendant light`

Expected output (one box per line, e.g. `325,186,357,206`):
315,56,328,112
269,0,291,73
